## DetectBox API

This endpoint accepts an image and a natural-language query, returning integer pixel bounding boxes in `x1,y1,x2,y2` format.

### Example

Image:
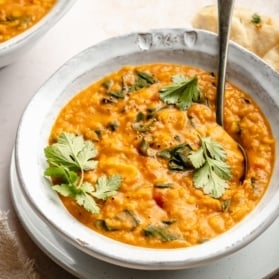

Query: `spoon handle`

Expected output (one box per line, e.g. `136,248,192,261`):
216,0,234,126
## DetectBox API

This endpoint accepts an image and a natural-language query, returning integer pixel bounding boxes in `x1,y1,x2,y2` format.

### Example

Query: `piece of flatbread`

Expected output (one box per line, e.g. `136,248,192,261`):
263,45,279,72
192,6,279,72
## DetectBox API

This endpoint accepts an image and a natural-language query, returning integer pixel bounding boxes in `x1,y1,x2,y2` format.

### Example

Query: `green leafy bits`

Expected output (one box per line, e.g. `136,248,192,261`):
159,75,201,110
132,106,166,133
154,182,173,189
156,137,232,198
44,132,122,214
130,71,156,91
251,13,261,24
101,71,156,104
157,142,193,171
95,209,140,232
188,137,232,198
44,132,98,172
107,121,119,132
143,224,178,242
221,199,231,212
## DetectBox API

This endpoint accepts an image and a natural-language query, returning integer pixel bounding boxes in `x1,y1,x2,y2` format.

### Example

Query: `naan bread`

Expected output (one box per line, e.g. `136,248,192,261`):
263,45,279,72
192,6,279,72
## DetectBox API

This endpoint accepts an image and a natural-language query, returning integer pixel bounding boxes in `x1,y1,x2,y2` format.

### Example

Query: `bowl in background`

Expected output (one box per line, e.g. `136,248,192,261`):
0,0,76,68
14,28,279,270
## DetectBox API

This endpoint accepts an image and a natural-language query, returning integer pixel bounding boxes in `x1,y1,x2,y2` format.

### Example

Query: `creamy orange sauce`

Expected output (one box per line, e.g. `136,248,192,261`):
49,63,274,248
0,0,56,43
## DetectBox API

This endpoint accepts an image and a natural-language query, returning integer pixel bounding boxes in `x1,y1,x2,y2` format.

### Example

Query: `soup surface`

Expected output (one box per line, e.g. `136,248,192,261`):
0,0,56,43
46,63,274,248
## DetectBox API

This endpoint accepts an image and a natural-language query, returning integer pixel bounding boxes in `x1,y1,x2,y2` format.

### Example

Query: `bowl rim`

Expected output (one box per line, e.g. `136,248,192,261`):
14,28,279,270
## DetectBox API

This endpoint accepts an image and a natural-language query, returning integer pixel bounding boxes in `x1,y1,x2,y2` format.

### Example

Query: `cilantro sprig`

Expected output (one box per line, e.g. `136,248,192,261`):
44,132,122,214
159,75,201,110
188,137,232,198
156,136,232,198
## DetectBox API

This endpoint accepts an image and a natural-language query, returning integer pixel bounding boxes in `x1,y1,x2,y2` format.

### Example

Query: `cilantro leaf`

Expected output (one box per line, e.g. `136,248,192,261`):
92,175,122,200
185,147,204,169
76,182,100,214
44,132,122,214
159,75,201,110
74,176,122,214
193,163,229,198
45,165,79,185
52,184,79,198
136,71,156,85
203,137,227,161
207,157,232,180
188,137,232,198
44,132,98,171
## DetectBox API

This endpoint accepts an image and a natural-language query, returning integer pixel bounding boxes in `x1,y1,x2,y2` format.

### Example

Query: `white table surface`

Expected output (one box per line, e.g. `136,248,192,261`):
1,0,279,278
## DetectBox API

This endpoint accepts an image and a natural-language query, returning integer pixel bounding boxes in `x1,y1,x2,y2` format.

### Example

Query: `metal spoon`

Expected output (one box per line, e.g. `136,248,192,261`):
216,0,248,180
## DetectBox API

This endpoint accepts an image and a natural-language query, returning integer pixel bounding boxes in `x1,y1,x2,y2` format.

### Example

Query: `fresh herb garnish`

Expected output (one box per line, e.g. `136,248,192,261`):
188,137,232,198
129,71,156,91
95,209,140,232
44,132,122,214
121,71,156,93
187,114,196,127
159,75,201,110
5,15,31,23
94,129,102,138
102,71,156,103
107,91,125,99
138,137,151,156
120,209,140,227
101,97,117,104
251,13,261,24
44,132,98,173
132,106,166,133
107,121,119,131
157,142,193,171
95,219,118,232
143,224,178,242
102,79,126,101
131,120,154,132
221,199,231,212
102,80,113,89
162,219,176,225
174,135,181,142
136,111,145,122
137,107,165,122
154,182,173,188
137,71,156,84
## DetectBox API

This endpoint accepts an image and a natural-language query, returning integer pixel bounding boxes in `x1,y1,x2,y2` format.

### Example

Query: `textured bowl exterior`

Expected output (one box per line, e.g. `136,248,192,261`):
15,29,279,270
0,0,76,68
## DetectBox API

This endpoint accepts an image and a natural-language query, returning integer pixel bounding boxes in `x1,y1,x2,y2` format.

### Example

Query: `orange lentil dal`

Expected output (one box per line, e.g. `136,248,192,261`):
49,63,275,248
0,0,56,43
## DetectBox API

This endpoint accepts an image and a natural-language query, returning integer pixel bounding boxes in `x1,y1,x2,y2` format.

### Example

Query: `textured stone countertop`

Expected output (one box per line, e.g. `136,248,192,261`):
0,0,278,278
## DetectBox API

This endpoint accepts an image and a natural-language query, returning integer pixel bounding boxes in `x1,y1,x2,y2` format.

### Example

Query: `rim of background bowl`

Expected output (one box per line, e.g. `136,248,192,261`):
0,0,76,67
14,28,279,270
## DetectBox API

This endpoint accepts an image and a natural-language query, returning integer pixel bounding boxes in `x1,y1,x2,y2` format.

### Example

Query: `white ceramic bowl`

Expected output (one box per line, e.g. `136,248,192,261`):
15,28,279,270
0,0,76,68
